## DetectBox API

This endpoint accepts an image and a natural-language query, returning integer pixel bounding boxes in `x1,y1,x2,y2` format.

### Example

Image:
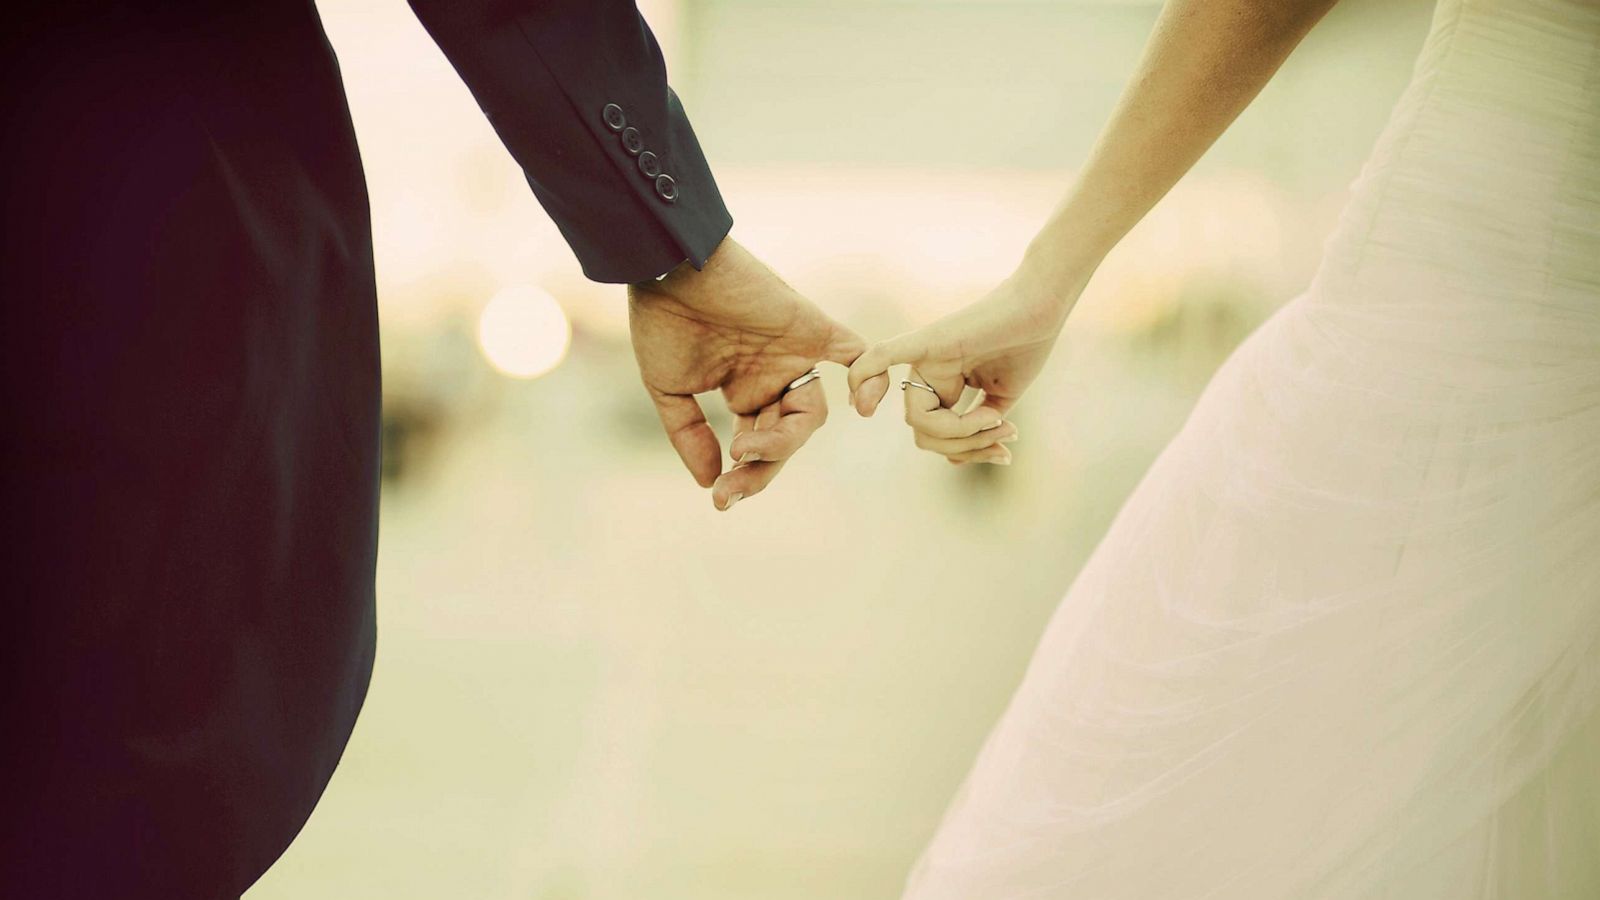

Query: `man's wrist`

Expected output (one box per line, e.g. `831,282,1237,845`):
636,235,734,292
631,236,750,320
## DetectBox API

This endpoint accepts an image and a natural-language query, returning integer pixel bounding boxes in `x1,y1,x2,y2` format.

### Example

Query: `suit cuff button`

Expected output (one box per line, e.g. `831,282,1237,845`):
637,151,662,178
601,103,626,132
654,174,678,203
621,127,644,155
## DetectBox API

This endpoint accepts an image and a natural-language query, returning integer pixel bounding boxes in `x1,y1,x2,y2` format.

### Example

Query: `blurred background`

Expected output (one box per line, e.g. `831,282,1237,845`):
246,1,1435,897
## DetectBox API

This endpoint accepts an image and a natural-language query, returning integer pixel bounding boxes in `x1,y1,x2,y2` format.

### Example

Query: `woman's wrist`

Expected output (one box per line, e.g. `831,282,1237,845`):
1013,197,1128,322
998,255,1078,336
1013,241,1096,325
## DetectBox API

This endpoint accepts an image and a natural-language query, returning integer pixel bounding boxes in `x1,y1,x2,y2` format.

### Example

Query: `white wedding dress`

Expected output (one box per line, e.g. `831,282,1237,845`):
905,1,1600,897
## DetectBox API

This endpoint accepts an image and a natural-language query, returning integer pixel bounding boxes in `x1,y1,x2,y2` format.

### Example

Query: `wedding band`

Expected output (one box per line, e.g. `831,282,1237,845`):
786,368,823,392
901,379,939,397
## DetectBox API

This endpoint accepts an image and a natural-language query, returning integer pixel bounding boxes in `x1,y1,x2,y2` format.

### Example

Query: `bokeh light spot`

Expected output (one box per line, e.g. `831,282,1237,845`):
476,285,571,379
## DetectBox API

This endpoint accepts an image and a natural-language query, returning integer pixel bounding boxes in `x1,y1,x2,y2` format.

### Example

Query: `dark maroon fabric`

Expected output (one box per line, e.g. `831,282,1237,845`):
2,6,381,896
1,2,728,896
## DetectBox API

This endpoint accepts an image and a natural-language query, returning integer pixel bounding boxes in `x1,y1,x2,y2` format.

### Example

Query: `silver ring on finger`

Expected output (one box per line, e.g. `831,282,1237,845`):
901,379,939,397
785,368,823,393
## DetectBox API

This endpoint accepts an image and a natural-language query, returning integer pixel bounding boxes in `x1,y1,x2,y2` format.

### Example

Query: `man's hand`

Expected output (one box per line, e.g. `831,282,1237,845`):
629,238,865,510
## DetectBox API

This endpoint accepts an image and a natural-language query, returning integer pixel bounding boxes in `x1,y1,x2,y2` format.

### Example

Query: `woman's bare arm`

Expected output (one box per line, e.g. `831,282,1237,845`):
1028,0,1340,298
848,0,1342,459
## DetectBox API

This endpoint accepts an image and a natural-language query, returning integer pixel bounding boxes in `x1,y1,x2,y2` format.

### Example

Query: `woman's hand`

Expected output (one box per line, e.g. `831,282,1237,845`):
846,264,1079,465
840,0,1339,466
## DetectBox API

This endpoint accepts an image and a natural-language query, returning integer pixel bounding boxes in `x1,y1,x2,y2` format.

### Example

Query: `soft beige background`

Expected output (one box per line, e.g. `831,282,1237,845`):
247,1,1435,897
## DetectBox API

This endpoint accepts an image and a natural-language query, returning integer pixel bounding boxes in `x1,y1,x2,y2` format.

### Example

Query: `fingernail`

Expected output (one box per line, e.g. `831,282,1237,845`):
722,492,744,511
980,418,1004,431
991,455,1012,466
737,452,761,465
998,431,1019,443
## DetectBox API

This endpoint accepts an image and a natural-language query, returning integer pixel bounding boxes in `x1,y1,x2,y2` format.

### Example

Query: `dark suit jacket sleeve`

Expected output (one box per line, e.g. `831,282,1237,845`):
407,0,733,284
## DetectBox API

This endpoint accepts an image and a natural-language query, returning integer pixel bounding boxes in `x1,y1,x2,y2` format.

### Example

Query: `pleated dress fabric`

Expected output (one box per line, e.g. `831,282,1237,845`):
903,1,1600,897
